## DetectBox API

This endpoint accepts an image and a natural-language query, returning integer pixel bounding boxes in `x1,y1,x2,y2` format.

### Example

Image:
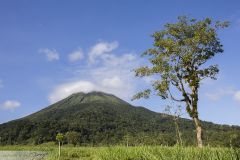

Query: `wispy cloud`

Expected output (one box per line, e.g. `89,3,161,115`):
49,41,139,103
234,91,240,103
205,87,235,101
68,48,84,62
39,48,60,61
206,87,240,104
88,41,119,64
1,100,21,111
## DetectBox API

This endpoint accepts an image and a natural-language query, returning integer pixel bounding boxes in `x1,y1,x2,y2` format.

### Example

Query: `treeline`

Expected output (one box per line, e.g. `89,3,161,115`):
0,118,239,148
36,130,240,148
56,131,240,148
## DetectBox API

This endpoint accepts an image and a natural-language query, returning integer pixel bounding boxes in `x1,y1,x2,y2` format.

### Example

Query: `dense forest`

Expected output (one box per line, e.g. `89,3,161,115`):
0,92,239,147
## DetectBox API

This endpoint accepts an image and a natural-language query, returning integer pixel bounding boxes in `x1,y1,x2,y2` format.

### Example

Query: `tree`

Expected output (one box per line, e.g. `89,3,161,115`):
56,133,64,158
164,105,183,146
65,131,80,146
123,133,130,147
230,134,240,148
133,16,229,148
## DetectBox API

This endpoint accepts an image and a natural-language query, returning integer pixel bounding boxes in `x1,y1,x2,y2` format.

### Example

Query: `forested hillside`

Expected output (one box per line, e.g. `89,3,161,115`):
0,92,239,147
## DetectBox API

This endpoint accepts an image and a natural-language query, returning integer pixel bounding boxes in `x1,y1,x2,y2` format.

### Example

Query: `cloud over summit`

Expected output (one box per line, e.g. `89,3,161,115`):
48,41,139,103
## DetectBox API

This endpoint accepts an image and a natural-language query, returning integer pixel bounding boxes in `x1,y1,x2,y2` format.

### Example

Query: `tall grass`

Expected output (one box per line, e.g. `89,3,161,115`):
45,146,240,160
1,145,239,160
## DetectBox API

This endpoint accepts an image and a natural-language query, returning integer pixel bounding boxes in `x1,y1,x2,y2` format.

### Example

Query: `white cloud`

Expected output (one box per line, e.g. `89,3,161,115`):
68,48,84,62
39,48,60,61
206,87,240,104
49,76,131,103
49,76,134,104
48,41,139,103
101,76,123,88
1,100,21,111
234,91,240,103
49,81,95,103
205,87,235,101
88,41,119,64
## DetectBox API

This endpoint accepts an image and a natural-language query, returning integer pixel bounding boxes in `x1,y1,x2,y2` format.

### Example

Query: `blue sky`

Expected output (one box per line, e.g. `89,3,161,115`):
0,0,240,125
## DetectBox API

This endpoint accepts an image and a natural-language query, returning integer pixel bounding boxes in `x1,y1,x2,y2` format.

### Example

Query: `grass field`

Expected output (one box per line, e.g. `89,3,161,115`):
0,144,239,160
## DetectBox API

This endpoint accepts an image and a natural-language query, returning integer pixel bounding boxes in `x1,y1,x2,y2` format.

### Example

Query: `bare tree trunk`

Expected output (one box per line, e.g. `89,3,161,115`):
174,119,182,145
193,117,203,148
58,141,61,158
174,120,179,144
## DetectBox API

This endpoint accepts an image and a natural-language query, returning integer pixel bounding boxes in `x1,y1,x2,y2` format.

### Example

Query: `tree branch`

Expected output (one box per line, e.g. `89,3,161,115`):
176,72,192,106
167,89,185,102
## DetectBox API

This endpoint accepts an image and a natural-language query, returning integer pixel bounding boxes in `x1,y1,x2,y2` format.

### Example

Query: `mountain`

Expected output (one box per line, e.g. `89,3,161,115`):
0,91,239,147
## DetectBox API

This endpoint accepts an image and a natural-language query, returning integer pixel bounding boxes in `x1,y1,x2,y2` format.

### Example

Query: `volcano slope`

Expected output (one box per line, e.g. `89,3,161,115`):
0,91,239,147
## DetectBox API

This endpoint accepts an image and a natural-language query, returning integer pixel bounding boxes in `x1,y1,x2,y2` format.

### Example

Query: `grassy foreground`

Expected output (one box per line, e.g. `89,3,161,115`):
0,145,239,160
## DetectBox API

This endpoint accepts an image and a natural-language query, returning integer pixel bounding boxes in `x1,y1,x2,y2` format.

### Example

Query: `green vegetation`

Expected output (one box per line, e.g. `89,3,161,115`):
0,92,239,147
0,145,239,160
65,131,80,146
133,16,229,147
46,146,240,160
56,133,64,157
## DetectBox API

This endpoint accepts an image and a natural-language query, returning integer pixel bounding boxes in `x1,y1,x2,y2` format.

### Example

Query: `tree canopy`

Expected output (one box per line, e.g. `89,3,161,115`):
133,16,229,147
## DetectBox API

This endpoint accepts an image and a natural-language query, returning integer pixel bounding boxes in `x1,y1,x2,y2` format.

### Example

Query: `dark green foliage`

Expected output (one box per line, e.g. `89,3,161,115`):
0,91,239,147
230,134,240,148
65,131,80,146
